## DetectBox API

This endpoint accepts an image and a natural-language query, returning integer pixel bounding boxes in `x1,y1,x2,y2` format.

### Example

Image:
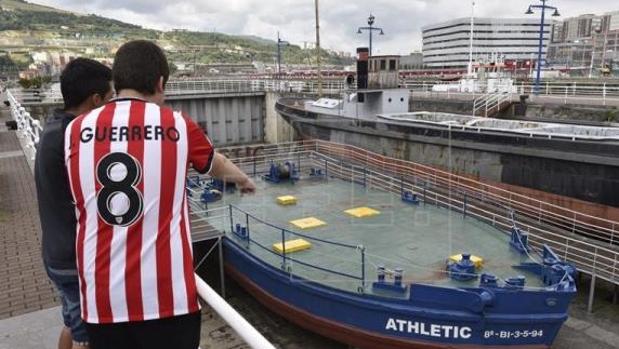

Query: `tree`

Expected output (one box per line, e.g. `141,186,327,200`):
18,78,32,89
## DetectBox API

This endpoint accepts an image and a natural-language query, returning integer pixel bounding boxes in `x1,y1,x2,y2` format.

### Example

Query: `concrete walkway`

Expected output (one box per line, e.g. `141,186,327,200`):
0,306,61,349
0,106,58,320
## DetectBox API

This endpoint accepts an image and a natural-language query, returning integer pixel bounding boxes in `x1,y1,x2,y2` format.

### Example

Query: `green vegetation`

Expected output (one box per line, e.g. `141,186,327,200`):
0,8,139,31
18,75,51,89
164,31,350,66
0,0,353,66
604,108,618,123
6,52,31,68
0,55,18,69
0,0,69,13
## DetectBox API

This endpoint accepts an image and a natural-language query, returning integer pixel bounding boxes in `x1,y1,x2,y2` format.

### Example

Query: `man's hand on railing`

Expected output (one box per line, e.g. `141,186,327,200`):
238,176,256,195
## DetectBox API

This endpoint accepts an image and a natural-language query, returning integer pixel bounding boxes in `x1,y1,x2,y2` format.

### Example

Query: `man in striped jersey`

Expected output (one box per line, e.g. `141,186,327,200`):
64,40,256,349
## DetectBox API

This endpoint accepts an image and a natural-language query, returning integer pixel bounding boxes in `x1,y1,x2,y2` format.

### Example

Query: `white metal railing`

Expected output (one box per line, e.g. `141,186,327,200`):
6,89,42,164
214,140,619,285
407,80,619,105
312,140,619,283
12,79,619,105
472,92,512,117
9,89,63,104
165,79,346,96
194,273,276,349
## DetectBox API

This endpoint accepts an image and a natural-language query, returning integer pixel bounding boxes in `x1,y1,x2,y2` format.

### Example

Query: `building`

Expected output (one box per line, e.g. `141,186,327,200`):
548,11,619,75
422,17,551,69
399,52,423,70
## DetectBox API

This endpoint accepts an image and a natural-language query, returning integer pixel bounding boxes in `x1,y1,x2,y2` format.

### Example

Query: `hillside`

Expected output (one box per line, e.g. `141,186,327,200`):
0,0,353,68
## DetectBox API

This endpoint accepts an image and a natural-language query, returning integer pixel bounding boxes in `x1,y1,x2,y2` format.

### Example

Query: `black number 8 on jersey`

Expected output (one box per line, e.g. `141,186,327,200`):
96,152,144,227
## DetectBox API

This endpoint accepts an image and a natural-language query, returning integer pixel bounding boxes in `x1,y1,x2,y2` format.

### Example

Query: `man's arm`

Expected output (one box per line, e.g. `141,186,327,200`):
209,152,256,194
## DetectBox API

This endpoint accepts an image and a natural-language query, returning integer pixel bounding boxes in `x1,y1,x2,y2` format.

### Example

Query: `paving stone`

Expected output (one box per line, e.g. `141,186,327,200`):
0,107,57,320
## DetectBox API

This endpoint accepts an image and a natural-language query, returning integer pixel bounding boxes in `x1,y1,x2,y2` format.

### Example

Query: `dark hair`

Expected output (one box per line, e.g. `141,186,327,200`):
113,40,169,95
60,58,112,110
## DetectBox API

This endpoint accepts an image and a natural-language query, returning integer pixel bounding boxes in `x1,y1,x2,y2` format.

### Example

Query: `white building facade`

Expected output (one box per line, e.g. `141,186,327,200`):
422,18,551,69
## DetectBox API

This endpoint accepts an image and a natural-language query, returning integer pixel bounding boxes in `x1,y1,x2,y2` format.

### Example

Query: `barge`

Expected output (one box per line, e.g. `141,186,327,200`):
187,143,577,348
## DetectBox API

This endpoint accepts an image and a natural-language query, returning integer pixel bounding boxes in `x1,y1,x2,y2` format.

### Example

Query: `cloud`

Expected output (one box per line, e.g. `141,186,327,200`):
32,0,616,54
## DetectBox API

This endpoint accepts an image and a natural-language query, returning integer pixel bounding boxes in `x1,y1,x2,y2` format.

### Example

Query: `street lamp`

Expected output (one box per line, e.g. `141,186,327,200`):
525,0,560,95
357,14,385,56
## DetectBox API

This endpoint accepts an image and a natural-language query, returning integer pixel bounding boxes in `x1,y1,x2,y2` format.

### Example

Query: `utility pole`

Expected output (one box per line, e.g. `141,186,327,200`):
525,0,560,95
276,32,289,79
315,0,322,97
193,48,198,77
589,52,595,78
599,26,610,73
468,1,475,76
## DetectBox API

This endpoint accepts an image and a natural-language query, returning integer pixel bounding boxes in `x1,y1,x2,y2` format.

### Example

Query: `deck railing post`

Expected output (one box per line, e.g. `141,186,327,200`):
228,205,234,234
218,236,226,298
613,255,618,285
361,246,366,292
572,82,576,96
281,229,287,269
588,273,596,313
245,213,250,241
538,201,542,223
572,214,576,233
463,193,467,217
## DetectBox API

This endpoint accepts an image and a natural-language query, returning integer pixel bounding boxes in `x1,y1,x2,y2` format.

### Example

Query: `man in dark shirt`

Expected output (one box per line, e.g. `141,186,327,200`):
35,58,113,349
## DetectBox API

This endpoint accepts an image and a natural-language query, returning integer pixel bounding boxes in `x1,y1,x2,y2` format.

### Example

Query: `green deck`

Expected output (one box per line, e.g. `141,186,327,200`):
205,176,542,295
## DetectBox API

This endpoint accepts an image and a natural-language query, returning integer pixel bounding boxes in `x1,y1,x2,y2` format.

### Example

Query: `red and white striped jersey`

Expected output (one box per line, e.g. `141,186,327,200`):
64,99,214,324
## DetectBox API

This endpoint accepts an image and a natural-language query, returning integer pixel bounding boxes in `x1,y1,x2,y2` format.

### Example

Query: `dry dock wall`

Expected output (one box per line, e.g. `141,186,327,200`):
278,111,619,221
264,92,295,144
166,93,265,147
410,97,619,124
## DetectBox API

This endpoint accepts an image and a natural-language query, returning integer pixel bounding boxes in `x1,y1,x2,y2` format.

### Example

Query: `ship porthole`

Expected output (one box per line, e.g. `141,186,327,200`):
388,98,392,103
357,286,365,294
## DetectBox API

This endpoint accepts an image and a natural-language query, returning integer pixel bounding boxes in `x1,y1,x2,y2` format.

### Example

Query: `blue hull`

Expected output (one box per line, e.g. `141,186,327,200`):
223,237,575,348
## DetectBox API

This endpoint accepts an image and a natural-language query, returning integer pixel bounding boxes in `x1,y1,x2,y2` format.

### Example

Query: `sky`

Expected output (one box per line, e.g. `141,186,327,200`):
33,0,615,55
